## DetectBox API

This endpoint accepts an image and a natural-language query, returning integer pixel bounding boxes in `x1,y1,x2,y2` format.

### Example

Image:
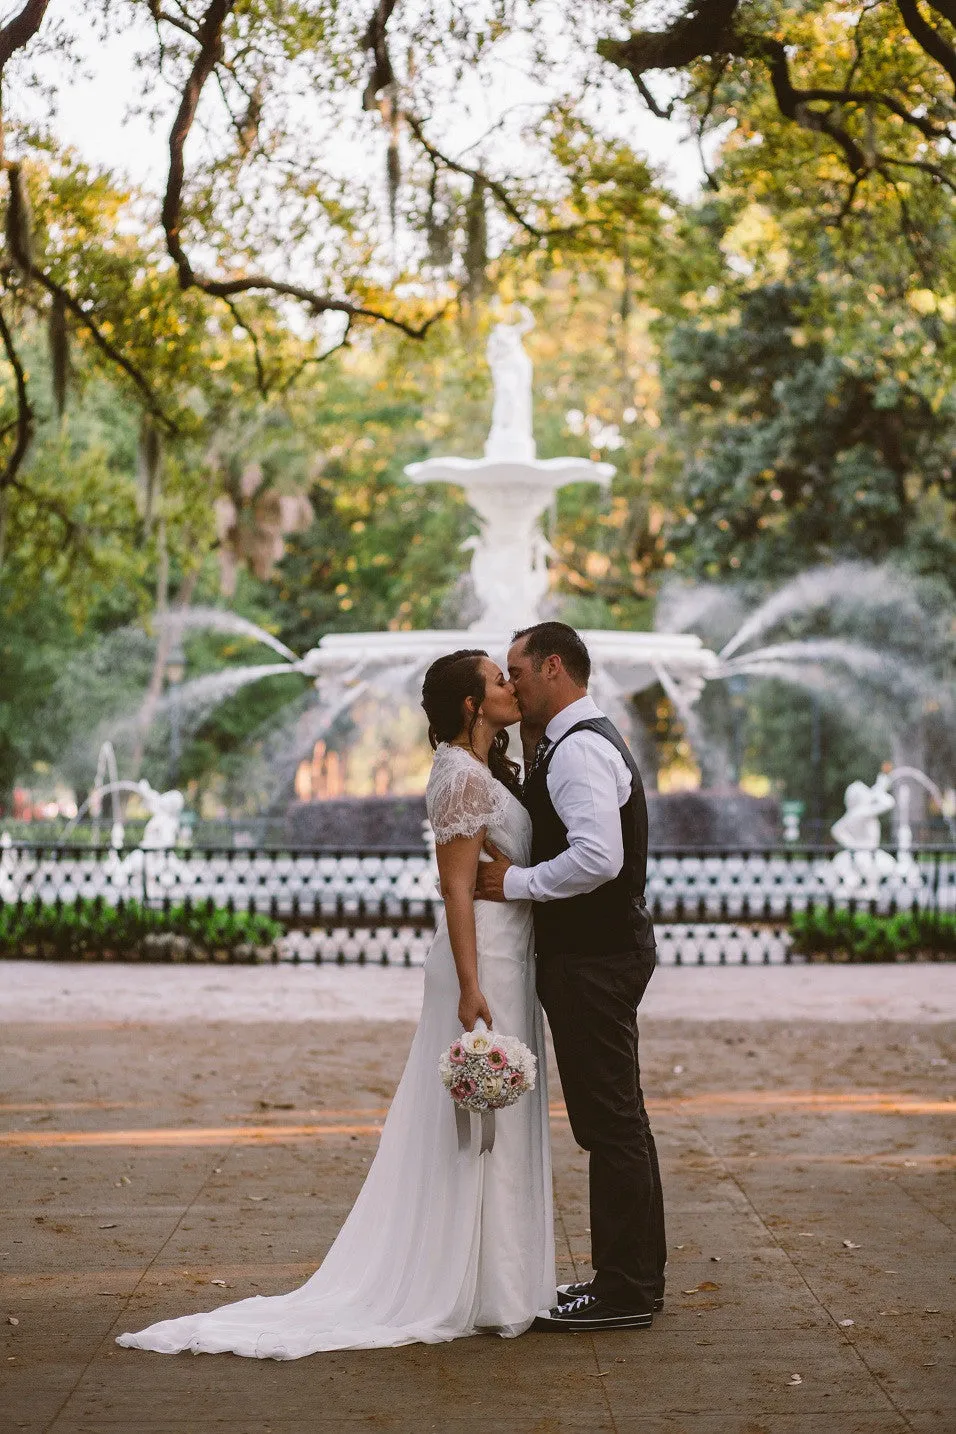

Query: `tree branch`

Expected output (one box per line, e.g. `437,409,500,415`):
883,153,956,191
0,298,34,492
0,0,51,71
162,0,235,288
361,0,399,112
146,1,199,43
599,1,955,180
404,111,586,242
278,318,355,394
3,167,178,429
897,0,956,93
158,0,440,340
222,296,268,396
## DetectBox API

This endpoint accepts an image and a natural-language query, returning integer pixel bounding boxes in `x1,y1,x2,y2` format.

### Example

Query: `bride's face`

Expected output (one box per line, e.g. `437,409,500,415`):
475,658,521,730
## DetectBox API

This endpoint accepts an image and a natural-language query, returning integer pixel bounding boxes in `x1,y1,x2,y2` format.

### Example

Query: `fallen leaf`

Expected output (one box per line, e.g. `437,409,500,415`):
710,1256,722,1263
6,1316,19,1326
842,1241,861,1249
787,1374,802,1386
925,1308,940,1314
589,1371,609,1378
98,1223,117,1230
672,1065,684,1075
247,1196,268,1202
210,1280,227,1287
838,1319,854,1327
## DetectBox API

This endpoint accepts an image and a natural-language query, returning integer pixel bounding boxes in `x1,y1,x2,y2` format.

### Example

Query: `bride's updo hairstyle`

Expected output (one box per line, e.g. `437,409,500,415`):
421,649,521,795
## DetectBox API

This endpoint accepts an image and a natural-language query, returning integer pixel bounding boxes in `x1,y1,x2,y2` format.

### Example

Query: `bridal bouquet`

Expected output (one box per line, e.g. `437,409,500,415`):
439,1023,537,1114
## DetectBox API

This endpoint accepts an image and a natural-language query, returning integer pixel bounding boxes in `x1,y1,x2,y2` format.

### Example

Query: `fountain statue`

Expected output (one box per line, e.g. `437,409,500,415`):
137,781,186,850
484,305,536,462
828,774,923,894
403,308,620,630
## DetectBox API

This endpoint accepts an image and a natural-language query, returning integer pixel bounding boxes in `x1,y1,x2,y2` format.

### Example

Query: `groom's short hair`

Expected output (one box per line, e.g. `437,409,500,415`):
512,621,591,686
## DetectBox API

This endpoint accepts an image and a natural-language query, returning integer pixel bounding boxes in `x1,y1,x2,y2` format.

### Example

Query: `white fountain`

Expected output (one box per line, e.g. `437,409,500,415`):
302,308,718,714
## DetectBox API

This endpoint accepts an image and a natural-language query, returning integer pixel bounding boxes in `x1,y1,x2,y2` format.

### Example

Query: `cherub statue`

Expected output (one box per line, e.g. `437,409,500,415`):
137,781,185,850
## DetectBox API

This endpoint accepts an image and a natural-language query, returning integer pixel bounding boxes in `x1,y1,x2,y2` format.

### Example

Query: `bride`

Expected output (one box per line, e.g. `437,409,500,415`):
116,648,555,1358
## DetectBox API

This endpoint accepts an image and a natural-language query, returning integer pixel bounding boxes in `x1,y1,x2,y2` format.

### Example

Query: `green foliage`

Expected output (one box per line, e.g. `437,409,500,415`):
789,905,956,962
0,896,282,961
659,281,955,584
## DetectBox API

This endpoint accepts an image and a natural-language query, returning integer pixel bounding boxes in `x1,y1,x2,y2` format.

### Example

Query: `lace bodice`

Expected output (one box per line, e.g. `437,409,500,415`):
425,743,530,861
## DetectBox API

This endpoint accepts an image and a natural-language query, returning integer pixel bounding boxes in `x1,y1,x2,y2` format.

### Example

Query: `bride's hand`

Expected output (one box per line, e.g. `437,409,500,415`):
458,986,493,1031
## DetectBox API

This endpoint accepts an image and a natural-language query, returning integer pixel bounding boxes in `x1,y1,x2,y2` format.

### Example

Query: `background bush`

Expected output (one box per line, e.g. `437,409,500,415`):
788,907,956,962
0,898,282,962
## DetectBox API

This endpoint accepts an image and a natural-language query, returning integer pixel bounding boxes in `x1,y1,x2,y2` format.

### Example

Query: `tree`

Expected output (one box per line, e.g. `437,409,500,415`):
659,279,955,583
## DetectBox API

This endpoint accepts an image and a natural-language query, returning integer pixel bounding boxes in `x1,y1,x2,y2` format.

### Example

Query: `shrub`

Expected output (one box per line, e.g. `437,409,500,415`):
789,906,956,962
0,897,283,962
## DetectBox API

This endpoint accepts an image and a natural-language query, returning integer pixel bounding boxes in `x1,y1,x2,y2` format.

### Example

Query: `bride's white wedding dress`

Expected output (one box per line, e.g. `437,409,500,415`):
116,742,554,1358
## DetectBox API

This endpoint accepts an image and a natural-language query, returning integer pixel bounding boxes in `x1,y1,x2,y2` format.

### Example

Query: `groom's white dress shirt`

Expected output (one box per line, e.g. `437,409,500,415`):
502,694,632,903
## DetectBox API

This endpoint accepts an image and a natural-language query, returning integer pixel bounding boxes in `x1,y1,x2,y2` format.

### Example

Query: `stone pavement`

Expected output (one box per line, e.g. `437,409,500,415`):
0,964,953,1434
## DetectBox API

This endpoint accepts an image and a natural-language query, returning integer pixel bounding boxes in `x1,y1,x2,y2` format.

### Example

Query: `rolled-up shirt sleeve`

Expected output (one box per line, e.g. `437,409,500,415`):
503,733,627,903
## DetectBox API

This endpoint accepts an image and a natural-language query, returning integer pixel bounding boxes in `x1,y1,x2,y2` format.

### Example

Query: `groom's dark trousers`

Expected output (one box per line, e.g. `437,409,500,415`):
523,717,666,1315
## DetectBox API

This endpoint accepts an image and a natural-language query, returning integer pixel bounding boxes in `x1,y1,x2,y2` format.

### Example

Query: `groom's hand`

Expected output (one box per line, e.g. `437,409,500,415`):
474,839,512,902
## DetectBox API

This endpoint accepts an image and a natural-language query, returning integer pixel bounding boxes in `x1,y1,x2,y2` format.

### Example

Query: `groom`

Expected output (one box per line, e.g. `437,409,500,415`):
475,621,666,1332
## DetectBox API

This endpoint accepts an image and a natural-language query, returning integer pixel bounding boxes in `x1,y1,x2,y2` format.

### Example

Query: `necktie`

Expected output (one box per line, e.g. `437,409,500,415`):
527,736,551,780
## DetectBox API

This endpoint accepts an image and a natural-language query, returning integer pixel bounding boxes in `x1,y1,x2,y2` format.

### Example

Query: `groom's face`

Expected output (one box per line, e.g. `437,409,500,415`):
507,637,551,724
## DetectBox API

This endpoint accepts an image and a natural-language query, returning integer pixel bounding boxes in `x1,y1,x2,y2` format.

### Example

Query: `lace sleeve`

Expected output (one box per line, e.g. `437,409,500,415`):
425,747,507,845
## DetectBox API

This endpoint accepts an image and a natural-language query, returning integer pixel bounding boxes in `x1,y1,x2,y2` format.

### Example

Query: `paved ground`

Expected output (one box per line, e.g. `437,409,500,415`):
1,964,954,1434
5,960,956,1024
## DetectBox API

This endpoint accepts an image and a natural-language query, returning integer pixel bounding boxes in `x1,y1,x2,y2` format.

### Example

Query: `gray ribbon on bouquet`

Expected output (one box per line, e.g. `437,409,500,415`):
455,1105,495,1156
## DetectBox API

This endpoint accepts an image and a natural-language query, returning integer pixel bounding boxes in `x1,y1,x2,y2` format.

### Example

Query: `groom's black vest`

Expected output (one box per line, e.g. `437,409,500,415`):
523,716,654,958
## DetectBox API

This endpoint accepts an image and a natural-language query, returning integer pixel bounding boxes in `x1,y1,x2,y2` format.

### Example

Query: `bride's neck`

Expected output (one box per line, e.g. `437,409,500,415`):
449,722,496,765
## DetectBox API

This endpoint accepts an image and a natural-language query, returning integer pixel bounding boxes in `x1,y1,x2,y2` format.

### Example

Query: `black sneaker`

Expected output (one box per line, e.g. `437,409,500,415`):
557,1279,664,1312
532,1292,654,1332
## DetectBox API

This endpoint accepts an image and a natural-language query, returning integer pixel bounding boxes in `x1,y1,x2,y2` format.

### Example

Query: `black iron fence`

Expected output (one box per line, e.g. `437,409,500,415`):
0,842,953,965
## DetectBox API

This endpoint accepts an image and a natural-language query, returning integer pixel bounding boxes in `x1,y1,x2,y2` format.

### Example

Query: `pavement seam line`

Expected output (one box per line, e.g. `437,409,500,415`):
40,1140,238,1434
684,1111,918,1433
886,1167,955,1237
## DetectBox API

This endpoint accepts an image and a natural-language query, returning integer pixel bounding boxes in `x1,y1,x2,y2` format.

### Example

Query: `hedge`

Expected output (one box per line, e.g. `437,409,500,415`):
788,906,956,961
0,897,283,962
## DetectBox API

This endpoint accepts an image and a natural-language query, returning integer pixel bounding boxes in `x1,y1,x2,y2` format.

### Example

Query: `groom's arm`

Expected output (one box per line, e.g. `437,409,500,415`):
485,735,626,903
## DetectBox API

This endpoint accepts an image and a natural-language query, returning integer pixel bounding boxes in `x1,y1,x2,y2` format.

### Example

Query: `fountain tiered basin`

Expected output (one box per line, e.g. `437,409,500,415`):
300,308,719,707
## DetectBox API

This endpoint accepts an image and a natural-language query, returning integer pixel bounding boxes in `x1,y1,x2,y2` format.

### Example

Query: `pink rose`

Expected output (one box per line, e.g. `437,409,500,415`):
449,1042,466,1065
487,1046,508,1069
451,1077,478,1101
508,1070,525,1088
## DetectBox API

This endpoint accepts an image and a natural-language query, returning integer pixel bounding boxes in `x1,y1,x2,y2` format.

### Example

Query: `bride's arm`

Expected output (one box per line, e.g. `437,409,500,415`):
435,830,494,1031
